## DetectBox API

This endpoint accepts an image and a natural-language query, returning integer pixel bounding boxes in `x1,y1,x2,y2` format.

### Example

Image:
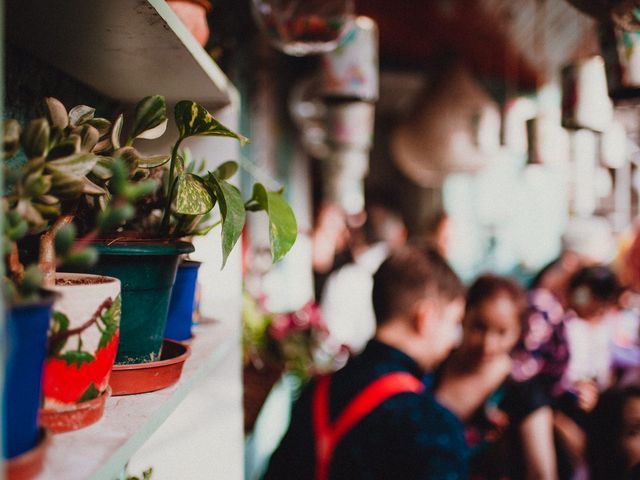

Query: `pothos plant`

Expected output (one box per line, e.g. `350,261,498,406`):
2,98,153,301
79,95,298,267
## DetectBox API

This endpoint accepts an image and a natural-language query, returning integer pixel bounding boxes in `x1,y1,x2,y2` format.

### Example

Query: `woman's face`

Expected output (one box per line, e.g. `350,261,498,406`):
621,397,640,470
462,293,521,363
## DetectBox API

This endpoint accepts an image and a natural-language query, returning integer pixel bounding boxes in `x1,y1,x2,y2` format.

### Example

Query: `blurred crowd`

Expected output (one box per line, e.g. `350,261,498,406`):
267,204,640,480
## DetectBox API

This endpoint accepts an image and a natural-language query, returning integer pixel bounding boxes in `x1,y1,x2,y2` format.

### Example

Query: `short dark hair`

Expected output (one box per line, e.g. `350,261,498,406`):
587,386,640,480
568,266,621,303
466,274,525,313
372,245,464,326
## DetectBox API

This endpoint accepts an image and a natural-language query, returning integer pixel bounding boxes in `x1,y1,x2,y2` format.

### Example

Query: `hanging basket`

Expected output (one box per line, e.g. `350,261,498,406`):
242,360,284,434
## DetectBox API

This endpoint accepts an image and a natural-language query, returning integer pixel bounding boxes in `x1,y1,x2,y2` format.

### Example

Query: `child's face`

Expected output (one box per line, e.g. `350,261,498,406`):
621,397,640,470
462,293,521,363
569,286,611,321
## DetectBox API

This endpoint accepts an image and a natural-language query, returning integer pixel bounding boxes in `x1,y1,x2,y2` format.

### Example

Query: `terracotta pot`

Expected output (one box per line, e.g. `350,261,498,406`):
40,273,120,432
5,430,48,480
167,0,212,47
243,361,283,433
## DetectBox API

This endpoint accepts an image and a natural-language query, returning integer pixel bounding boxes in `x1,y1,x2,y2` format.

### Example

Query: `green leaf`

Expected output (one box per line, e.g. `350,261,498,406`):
173,173,215,216
46,152,100,177
91,158,115,181
122,179,158,201
61,248,99,270
212,161,238,180
87,117,111,136
32,202,61,219
130,95,167,139
21,265,43,293
111,113,123,150
248,184,297,263
49,311,70,356
206,175,246,267
174,101,249,144
99,294,121,349
78,124,100,152
16,198,45,228
78,383,100,402
136,118,168,140
137,153,170,168
44,97,68,129
80,177,107,196
97,204,135,230
59,350,95,369
5,212,28,241
3,119,21,158
113,147,169,170
55,223,76,256
47,139,80,159
68,105,95,128
22,118,50,157
49,170,84,197
24,172,52,197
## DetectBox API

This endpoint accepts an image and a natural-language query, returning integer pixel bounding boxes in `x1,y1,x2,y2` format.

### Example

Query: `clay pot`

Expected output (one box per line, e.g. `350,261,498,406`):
39,273,121,433
167,0,212,47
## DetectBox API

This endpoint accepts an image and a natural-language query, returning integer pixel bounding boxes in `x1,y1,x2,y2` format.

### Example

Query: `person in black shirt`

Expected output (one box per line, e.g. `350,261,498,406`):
265,245,468,480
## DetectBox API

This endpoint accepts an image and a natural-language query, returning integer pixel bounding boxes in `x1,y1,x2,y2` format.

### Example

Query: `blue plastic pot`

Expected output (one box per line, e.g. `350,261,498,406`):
165,261,201,341
3,295,53,459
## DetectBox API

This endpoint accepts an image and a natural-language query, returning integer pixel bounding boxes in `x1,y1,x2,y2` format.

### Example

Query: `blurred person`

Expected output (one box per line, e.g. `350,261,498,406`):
587,386,640,480
312,202,353,302
320,204,407,354
553,266,623,476
434,274,558,480
265,245,467,480
531,216,615,307
422,210,453,258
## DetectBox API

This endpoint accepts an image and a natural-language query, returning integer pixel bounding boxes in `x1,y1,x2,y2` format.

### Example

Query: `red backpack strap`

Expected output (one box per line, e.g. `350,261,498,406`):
312,372,424,480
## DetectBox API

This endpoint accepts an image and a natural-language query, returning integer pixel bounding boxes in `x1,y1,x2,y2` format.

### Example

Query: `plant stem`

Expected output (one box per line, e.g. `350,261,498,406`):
39,214,74,288
47,297,112,356
160,138,183,234
8,243,25,284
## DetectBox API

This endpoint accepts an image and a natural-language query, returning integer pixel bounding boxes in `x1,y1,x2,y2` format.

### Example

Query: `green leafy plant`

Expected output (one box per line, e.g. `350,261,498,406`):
80,95,297,267
2,99,150,301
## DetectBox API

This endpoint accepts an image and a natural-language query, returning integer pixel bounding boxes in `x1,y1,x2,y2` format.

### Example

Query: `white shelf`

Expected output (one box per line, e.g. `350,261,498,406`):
34,321,235,480
6,0,236,108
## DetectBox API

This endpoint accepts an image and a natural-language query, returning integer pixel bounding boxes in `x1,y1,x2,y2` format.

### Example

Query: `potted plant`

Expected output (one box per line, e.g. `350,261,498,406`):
3,99,149,433
241,294,347,433
77,95,298,369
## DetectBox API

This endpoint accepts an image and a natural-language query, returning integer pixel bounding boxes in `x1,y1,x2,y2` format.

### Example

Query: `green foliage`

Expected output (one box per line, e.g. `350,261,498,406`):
99,294,121,349
126,467,153,480
78,383,100,402
60,350,95,369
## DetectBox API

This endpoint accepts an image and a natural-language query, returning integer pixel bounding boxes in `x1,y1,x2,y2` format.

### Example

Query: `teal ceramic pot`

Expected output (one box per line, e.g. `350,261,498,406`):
89,242,194,364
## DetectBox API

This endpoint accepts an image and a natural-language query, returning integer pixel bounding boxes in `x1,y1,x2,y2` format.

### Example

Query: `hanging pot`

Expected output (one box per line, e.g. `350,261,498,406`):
167,0,212,47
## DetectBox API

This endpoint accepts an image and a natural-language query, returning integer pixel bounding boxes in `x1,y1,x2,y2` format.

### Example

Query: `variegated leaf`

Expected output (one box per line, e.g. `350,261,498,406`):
173,173,215,216
248,183,297,263
130,95,167,139
87,117,112,136
3,119,21,158
49,170,84,197
22,118,50,158
138,153,170,168
79,124,100,152
212,160,239,180
136,118,168,140
44,97,68,129
111,113,124,150
91,158,115,180
80,177,107,195
68,105,95,128
206,174,246,267
46,153,100,178
174,100,249,144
